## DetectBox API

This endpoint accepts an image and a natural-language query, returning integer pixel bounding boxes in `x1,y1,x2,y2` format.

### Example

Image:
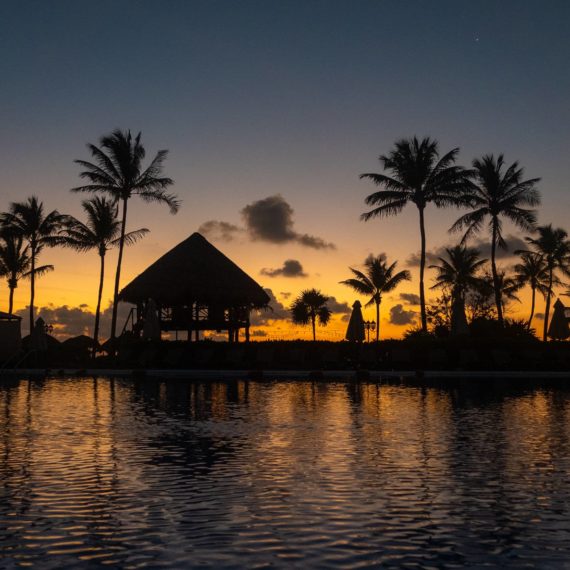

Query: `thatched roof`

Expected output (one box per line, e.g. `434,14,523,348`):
119,233,270,307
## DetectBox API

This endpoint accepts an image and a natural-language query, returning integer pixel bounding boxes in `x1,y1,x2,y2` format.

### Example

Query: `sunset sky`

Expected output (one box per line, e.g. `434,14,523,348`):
1,0,569,340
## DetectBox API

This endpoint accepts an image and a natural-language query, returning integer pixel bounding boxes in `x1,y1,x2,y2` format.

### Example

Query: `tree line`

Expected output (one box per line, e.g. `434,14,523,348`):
291,137,569,342
1,133,568,346
0,130,178,352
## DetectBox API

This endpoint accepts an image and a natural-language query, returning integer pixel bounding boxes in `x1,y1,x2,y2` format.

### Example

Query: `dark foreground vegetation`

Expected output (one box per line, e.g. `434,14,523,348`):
14,336,570,373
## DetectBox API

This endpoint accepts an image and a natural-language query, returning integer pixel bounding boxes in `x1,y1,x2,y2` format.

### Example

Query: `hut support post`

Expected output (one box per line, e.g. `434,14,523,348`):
194,303,200,342
245,317,250,343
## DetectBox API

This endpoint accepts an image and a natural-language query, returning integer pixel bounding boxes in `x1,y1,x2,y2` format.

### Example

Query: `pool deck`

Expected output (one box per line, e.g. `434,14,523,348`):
1,368,569,380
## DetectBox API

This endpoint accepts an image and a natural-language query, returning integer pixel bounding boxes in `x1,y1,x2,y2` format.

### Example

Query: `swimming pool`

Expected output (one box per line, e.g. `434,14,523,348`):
1,377,569,568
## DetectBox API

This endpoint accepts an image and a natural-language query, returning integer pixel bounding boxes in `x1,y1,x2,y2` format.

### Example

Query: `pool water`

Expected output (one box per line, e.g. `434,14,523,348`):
1,377,570,568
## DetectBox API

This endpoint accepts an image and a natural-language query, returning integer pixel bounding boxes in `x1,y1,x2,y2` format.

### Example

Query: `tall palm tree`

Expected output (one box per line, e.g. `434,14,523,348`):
290,289,331,341
63,197,149,353
0,231,53,314
360,136,472,332
430,245,486,335
524,225,570,340
340,254,410,341
0,196,71,331
72,129,178,342
513,251,553,330
450,154,540,326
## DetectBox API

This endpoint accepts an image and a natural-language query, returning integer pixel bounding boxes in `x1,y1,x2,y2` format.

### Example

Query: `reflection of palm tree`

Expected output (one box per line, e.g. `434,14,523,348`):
360,137,471,332
72,129,178,342
430,245,486,334
64,198,149,352
291,289,331,341
0,231,53,314
451,154,540,326
1,196,71,331
513,251,552,330
524,225,570,340
340,255,410,341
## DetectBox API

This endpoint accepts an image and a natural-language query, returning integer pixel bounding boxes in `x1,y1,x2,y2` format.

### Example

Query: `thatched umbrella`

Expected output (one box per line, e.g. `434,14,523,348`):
346,300,365,342
29,317,48,352
547,298,570,340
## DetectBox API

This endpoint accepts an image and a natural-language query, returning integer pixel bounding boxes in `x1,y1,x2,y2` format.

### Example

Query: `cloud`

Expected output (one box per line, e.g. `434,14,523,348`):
328,296,352,315
16,302,135,340
470,234,528,259
534,312,545,320
249,288,289,326
260,259,308,278
241,195,335,250
389,304,417,326
197,220,243,242
400,293,421,305
251,330,268,337
406,234,527,268
280,292,292,299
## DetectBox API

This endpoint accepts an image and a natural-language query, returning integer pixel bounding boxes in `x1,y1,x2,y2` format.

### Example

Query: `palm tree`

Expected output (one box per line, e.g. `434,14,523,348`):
0,196,71,331
360,136,472,332
430,245,486,335
63,198,149,353
0,231,53,314
450,154,540,326
524,225,570,340
290,289,332,341
513,251,553,330
340,254,410,341
72,129,178,343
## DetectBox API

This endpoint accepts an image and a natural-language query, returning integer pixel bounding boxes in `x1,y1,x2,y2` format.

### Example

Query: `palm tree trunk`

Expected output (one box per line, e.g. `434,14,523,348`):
110,198,128,342
29,244,36,333
375,300,380,342
93,252,105,358
8,285,15,315
491,221,503,326
418,206,427,332
311,315,316,341
528,285,536,331
543,268,553,341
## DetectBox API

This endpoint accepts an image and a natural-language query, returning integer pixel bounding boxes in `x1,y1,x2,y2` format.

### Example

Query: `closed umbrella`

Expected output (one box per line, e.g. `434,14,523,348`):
29,317,48,352
547,299,570,340
346,300,365,342
143,299,161,341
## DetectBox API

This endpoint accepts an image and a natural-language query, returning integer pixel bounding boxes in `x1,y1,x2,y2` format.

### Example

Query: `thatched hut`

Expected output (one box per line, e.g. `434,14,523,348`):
119,232,269,342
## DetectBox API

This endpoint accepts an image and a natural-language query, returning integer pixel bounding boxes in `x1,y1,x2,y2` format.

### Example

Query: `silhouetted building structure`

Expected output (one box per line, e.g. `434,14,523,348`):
0,311,21,361
119,233,270,342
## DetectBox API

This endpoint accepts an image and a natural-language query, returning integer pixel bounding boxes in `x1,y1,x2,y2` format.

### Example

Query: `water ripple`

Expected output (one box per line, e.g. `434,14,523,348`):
1,378,570,568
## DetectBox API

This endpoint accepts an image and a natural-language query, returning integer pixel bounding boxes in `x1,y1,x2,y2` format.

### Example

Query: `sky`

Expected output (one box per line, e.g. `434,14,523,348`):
1,0,569,340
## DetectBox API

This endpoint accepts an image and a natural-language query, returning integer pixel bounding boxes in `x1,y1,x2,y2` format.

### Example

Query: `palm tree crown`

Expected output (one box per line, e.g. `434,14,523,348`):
450,154,540,325
430,245,486,335
513,251,553,330
360,136,472,332
524,224,570,340
0,231,53,315
290,288,332,341
0,196,70,331
340,254,410,341
72,129,178,342
430,245,486,298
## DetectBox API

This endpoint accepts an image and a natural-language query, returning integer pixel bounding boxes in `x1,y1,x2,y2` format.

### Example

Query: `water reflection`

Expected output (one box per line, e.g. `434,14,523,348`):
1,377,570,568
